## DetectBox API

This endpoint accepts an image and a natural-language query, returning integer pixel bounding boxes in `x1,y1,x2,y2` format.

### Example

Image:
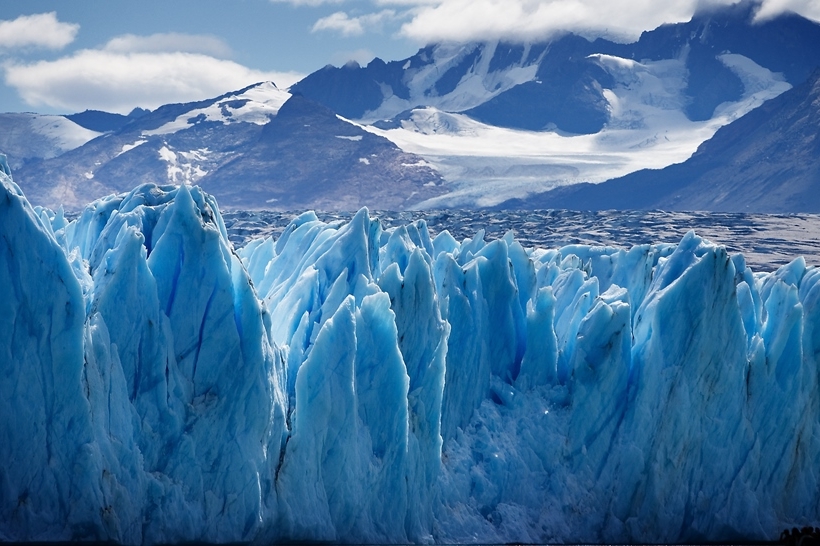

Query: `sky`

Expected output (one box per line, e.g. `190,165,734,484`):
1,0,819,115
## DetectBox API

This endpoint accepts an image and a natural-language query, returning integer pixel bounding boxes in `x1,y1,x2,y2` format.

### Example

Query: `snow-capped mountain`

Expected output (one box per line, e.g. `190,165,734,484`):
508,68,820,212
0,113,101,170
0,107,151,173
289,2,820,208
13,82,443,210
5,1,820,211
360,49,791,207
292,2,820,131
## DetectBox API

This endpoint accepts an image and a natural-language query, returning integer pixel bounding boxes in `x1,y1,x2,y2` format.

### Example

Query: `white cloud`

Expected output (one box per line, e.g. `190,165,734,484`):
755,0,820,22
330,48,377,66
312,10,397,36
312,12,365,35
318,0,820,44
0,12,79,50
395,0,707,43
4,50,305,114
103,33,233,58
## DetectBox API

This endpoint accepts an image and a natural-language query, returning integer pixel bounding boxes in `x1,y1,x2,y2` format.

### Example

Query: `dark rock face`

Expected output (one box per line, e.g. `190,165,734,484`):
198,95,445,210
464,40,615,133
64,110,139,133
289,59,411,121
500,70,820,212
291,36,620,134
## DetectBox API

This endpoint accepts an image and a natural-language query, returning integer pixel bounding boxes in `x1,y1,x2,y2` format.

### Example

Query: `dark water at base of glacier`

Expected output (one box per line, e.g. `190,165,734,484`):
222,209,820,272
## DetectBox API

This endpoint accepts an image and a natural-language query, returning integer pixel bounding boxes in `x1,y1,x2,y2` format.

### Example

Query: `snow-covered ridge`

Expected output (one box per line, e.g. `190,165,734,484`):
0,113,101,169
2,174,819,544
144,81,290,136
362,42,541,123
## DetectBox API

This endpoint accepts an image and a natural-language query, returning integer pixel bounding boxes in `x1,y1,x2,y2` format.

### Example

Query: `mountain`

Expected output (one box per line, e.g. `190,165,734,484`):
5,1,820,211
288,1,820,208
0,109,149,172
13,83,443,210
502,69,820,212
361,48,793,208
292,2,820,133
64,108,149,133
197,94,444,210
0,113,101,170
292,40,616,134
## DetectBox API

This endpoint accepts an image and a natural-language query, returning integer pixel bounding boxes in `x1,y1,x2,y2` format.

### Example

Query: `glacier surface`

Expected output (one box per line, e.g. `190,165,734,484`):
361,52,791,208
2,168,819,544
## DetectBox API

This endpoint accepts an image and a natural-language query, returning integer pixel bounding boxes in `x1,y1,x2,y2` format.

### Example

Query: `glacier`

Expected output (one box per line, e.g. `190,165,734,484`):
1,161,819,543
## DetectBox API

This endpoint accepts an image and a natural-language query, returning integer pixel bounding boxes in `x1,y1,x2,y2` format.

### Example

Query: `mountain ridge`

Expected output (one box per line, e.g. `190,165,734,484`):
12,84,443,211
291,1,820,133
496,68,820,212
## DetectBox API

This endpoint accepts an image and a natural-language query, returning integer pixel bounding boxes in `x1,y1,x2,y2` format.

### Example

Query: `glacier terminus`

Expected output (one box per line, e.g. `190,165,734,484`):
1,157,819,544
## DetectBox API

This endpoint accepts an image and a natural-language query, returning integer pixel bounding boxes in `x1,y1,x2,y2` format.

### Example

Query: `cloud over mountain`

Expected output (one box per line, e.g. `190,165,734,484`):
312,10,398,36
4,49,302,114
304,0,820,43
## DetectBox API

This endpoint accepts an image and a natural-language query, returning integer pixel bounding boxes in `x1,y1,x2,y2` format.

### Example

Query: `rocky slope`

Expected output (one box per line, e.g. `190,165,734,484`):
13,84,443,210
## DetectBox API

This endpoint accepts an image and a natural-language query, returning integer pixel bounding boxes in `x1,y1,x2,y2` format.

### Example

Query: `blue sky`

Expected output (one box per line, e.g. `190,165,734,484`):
1,0,818,115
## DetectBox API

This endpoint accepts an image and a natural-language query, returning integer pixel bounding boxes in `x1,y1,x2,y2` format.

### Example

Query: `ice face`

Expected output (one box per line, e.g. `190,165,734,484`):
2,179,819,544
2,178,288,544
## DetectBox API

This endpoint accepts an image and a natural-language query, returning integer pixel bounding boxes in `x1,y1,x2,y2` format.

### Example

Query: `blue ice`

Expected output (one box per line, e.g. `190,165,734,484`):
2,176,819,544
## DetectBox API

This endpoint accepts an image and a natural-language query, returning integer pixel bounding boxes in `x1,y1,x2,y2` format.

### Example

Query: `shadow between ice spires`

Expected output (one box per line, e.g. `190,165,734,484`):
2,174,819,545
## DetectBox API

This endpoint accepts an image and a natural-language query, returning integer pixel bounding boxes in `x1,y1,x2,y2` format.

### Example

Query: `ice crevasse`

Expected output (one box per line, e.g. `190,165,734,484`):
1,164,819,544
